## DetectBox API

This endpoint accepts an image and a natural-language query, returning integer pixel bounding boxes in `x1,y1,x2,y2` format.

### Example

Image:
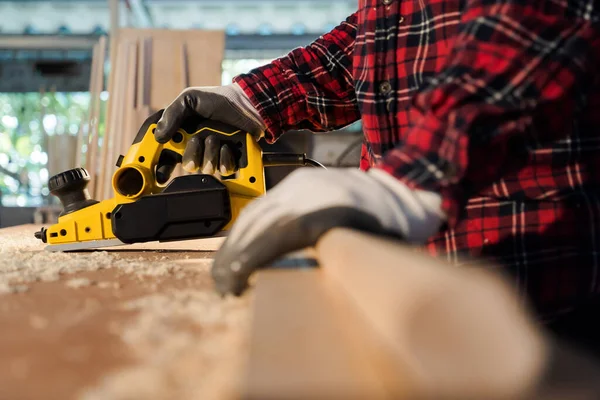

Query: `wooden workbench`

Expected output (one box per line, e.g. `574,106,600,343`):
2,224,564,400
0,224,408,400
0,224,251,400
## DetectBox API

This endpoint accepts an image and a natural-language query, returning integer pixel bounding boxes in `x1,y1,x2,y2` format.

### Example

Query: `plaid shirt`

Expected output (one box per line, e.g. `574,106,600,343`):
234,0,600,318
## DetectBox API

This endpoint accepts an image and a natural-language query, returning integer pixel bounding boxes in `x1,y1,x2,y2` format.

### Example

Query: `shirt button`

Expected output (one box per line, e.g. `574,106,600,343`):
399,15,405,23
379,81,392,94
382,0,393,4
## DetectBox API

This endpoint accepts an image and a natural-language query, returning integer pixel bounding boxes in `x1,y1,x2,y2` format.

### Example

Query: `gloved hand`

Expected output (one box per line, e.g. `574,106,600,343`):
211,167,447,295
154,83,266,176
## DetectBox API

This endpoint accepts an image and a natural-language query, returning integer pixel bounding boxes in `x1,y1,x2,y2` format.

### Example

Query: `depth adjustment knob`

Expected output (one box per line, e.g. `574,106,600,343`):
48,167,99,216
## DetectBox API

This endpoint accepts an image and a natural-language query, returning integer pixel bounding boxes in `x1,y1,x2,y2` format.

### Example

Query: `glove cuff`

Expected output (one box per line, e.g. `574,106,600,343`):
366,168,447,243
223,83,267,136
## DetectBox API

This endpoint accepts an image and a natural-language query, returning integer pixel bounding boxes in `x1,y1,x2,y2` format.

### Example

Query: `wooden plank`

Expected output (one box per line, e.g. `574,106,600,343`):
87,36,107,198
119,41,138,162
77,40,99,169
180,41,190,88
102,0,120,177
185,31,225,87
136,37,146,109
243,267,401,400
139,37,153,128
117,28,225,89
150,37,183,111
114,28,225,117
47,134,78,178
85,39,101,172
244,229,554,400
317,229,549,399
172,41,191,178
135,36,152,130
89,236,225,252
99,40,128,200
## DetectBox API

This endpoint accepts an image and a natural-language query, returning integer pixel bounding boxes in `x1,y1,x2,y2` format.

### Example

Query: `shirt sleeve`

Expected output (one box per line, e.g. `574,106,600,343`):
374,0,600,227
233,12,361,143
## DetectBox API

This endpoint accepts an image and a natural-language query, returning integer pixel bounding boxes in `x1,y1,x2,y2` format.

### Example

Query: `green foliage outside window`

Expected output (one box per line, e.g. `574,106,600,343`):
0,92,108,206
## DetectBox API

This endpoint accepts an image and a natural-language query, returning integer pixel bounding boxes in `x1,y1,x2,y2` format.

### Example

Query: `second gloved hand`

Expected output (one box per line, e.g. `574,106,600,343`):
154,83,266,176
211,167,448,296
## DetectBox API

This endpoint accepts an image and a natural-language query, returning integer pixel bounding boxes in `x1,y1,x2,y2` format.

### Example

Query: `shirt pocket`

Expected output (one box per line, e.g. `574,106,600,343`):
397,0,460,90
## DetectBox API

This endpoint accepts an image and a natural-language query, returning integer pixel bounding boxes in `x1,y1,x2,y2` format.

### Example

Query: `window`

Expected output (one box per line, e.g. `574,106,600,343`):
0,92,95,206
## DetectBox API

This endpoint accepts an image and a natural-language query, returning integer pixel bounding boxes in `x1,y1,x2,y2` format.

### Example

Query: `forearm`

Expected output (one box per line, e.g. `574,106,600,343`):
234,12,361,143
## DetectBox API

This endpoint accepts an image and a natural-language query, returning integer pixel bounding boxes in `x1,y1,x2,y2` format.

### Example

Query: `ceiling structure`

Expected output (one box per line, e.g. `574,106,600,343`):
0,0,356,36
0,0,357,92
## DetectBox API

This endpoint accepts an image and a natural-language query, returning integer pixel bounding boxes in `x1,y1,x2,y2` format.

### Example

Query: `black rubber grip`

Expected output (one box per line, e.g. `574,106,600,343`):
262,153,307,167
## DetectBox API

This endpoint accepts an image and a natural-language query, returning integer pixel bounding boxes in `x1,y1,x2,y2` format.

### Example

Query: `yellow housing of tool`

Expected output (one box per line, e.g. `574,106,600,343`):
43,116,265,247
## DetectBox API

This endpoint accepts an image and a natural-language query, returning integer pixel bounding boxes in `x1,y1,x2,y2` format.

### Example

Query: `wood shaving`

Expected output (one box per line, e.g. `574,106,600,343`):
0,232,116,290
0,231,194,293
79,289,252,400
97,281,121,290
113,257,182,278
11,285,29,293
0,282,29,294
65,278,93,289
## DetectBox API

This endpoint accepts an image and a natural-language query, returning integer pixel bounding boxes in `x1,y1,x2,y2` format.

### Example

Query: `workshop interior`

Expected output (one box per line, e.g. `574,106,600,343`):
2,1,600,400
0,0,363,229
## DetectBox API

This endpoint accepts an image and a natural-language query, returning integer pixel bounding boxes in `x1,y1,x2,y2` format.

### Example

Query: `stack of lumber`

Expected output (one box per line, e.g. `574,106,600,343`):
48,133,79,178
79,29,225,200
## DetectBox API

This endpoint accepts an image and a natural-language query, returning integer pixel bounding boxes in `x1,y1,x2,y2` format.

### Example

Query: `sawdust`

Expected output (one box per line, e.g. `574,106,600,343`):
79,289,252,400
0,231,205,293
65,278,93,289
113,256,182,278
97,281,121,290
0,233,115,288
0,282,29,294
1,227,249,399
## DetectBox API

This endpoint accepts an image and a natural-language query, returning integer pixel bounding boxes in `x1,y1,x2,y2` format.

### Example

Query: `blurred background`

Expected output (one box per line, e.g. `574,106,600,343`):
0,0,363,227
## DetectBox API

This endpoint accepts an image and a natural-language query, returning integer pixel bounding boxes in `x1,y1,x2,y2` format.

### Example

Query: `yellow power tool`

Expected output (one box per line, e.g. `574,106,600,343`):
34,110,323,252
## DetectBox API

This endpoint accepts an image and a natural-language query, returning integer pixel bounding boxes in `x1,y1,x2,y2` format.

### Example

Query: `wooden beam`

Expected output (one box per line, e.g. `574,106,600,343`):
98,40,128,200
243,229,553,400
119,41,138,166
86,35,107,198
242,267,403,400
77,40,99,169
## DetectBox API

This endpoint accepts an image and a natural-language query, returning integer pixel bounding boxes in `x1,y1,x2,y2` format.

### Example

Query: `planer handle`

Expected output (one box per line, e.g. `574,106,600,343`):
112,109,266,203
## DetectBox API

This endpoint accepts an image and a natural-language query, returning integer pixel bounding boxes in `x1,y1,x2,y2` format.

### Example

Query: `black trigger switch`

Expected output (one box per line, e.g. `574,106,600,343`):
116,155,124,167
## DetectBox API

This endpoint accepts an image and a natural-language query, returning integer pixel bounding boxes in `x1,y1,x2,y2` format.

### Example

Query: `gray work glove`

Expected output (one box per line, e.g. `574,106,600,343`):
211,167,446,295
154,83,266,175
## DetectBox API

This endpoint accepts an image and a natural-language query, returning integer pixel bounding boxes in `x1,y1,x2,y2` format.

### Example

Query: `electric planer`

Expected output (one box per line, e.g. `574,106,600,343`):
34,109,323,252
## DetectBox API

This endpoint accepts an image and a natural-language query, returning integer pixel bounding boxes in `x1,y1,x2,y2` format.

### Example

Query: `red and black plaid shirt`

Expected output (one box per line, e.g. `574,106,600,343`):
234,0,600,318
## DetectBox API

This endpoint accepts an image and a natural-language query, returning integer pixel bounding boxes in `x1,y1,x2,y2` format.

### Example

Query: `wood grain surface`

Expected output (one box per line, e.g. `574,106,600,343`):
0,225,570,400
242,229,556,400
242,268,408,400
5,224,600,400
